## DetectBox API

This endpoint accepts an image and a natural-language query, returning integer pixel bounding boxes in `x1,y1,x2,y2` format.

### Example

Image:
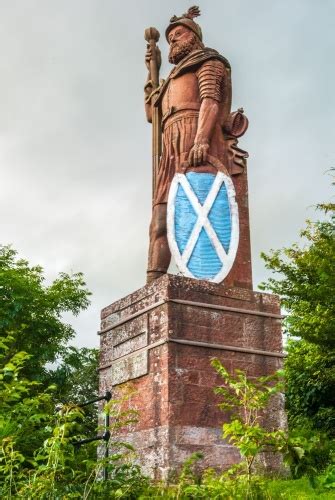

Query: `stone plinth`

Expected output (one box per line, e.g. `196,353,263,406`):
99,274,285,479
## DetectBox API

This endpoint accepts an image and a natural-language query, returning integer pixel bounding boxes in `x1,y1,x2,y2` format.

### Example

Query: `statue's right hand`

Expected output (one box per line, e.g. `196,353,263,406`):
145,45,162,71
145,45,152,70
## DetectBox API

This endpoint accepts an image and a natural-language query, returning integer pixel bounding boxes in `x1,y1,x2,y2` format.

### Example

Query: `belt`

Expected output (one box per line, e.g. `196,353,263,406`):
162,103,200,126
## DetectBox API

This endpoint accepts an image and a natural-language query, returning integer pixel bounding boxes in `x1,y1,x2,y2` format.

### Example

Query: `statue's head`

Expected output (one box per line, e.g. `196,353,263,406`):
166,6,204,65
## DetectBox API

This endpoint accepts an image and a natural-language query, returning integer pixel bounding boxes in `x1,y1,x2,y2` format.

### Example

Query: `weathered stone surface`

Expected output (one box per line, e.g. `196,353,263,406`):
119,425,240,479
110,351,148,385
113,332,147,360
99,275,285,478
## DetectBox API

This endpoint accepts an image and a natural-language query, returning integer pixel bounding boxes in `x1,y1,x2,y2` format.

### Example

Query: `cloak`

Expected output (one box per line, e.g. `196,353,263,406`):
154,47,231,108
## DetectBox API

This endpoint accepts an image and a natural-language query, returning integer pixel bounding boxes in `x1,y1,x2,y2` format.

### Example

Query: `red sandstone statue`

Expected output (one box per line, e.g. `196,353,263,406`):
145,6,248,284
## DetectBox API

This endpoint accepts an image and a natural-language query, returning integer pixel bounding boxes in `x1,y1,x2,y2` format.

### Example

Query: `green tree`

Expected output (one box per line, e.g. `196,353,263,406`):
0,245,91,382
50,346,99,437
285,339,335,437
0,334,54,473
0,247,147,497
260,191,335,442
50,347,99,405
0,245,94,462
0,341,146,499
260,201,335,349
212,359,285,482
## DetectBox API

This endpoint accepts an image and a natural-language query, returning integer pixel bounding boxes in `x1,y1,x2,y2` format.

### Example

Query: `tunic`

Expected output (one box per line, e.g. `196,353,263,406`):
153,48,232,206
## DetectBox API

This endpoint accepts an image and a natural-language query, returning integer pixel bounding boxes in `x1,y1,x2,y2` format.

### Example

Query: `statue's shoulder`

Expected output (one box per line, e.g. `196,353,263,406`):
178,48,231,75
155,49,231,107
200,47,231,70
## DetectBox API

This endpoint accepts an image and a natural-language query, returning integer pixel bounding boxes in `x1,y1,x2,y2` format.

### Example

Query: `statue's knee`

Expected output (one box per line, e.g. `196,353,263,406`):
150,218,165,239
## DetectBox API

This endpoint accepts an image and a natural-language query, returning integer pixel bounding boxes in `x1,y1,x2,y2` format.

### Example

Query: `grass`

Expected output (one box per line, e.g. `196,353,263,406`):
136,476,335,499
267,477,335,499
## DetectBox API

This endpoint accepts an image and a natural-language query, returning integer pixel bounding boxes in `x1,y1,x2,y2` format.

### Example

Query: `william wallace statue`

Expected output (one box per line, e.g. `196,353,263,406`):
144,6,249,285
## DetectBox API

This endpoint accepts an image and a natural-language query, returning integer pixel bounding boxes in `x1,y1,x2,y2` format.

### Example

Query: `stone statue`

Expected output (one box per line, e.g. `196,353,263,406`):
145,6,248,284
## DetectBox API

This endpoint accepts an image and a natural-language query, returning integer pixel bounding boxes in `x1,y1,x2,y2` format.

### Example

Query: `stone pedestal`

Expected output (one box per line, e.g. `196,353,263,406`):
99,274,285,479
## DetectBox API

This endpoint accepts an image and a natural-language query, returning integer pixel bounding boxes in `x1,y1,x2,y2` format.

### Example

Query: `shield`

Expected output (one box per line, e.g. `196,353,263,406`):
167,155,239,283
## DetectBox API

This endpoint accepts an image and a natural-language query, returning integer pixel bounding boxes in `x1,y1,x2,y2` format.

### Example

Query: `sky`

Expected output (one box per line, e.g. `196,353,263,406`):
1,0,334,349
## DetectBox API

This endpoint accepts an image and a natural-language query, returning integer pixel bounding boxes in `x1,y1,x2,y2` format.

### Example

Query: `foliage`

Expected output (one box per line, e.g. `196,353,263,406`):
1,401,148,498
320,464,335,491
138,360,335,498
0,246,148,497
266,476,335,499
209,360,335,486
0,245,91,382
285,339,335,438
0,243,97,463
260,193,335,466
175,452,203,496
51,346,99,404
211,358,285,480
284,425,335,480
260,201,335,349
139,467,335,499
0,334,54,469
0,342,148,499
50,346,99,438
175,466,269,499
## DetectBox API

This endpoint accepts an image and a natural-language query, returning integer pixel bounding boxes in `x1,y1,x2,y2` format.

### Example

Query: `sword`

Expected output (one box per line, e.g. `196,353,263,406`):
144,27,162,206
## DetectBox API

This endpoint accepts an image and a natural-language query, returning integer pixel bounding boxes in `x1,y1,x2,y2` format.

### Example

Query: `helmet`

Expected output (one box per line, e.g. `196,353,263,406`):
166,6,202,42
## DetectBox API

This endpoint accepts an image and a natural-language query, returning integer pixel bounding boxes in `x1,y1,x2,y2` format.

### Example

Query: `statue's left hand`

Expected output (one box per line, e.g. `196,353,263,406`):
188,142,210,167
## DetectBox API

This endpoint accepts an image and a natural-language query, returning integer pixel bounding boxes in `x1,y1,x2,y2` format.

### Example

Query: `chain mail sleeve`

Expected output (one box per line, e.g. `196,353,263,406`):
196,59,226,103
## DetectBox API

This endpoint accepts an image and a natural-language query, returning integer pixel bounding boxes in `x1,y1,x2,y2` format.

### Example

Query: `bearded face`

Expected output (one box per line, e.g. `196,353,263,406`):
168,29,199,65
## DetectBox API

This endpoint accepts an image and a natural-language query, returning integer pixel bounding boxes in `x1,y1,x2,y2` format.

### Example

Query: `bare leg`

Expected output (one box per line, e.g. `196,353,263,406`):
147,203,171,283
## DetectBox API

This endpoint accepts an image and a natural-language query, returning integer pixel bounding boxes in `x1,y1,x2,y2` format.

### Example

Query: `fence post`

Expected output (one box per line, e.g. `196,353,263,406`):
103,391,111,481
68,390,112,481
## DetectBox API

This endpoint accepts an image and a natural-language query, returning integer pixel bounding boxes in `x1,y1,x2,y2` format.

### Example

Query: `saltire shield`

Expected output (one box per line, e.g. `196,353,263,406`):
167,155,239,283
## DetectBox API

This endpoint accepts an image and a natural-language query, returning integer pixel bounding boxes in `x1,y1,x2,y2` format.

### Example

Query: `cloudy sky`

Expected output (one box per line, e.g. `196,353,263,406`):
1,0,334,348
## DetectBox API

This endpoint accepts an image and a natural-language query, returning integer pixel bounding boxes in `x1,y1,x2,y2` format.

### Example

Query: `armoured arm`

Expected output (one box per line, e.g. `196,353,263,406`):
189,98,219,165
189,59,226,166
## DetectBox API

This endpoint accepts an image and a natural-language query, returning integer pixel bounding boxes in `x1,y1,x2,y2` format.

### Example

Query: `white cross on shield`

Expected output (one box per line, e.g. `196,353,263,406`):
167,169,239,283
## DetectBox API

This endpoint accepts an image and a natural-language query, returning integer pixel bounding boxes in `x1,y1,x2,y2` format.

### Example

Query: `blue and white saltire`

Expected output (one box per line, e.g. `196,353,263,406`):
167,170,239,283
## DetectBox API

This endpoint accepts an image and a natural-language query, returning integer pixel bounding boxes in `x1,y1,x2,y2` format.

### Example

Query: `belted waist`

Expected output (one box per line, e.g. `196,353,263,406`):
162,102,200,127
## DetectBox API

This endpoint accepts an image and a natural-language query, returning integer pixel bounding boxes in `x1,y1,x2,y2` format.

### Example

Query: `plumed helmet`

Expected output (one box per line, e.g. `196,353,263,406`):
166,6,203,42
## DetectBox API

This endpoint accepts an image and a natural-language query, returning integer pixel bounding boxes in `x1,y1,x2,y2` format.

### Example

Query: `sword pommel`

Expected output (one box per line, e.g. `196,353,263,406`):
144,27,160,43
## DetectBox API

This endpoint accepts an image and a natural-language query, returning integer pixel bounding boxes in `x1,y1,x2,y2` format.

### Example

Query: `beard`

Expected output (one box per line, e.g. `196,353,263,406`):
168,33,198,65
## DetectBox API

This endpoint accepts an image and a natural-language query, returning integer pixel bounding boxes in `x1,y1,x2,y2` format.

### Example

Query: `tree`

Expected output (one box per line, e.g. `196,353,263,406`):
260,189,335,440
0,340,146,498
50,346,99,436
284,339,335,438
260,201,335,349
211,359,285,482
0,247,148,497
0,334,54,471
0,245,91,382
50,347,99,404
0,245,93,465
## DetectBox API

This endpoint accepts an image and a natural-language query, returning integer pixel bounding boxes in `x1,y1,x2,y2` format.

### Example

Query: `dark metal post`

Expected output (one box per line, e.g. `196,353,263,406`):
103,391,111,481
69,390,112,481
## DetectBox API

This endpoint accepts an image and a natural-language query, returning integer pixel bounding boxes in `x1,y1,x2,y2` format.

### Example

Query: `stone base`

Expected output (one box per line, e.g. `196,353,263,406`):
99,274,285,479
